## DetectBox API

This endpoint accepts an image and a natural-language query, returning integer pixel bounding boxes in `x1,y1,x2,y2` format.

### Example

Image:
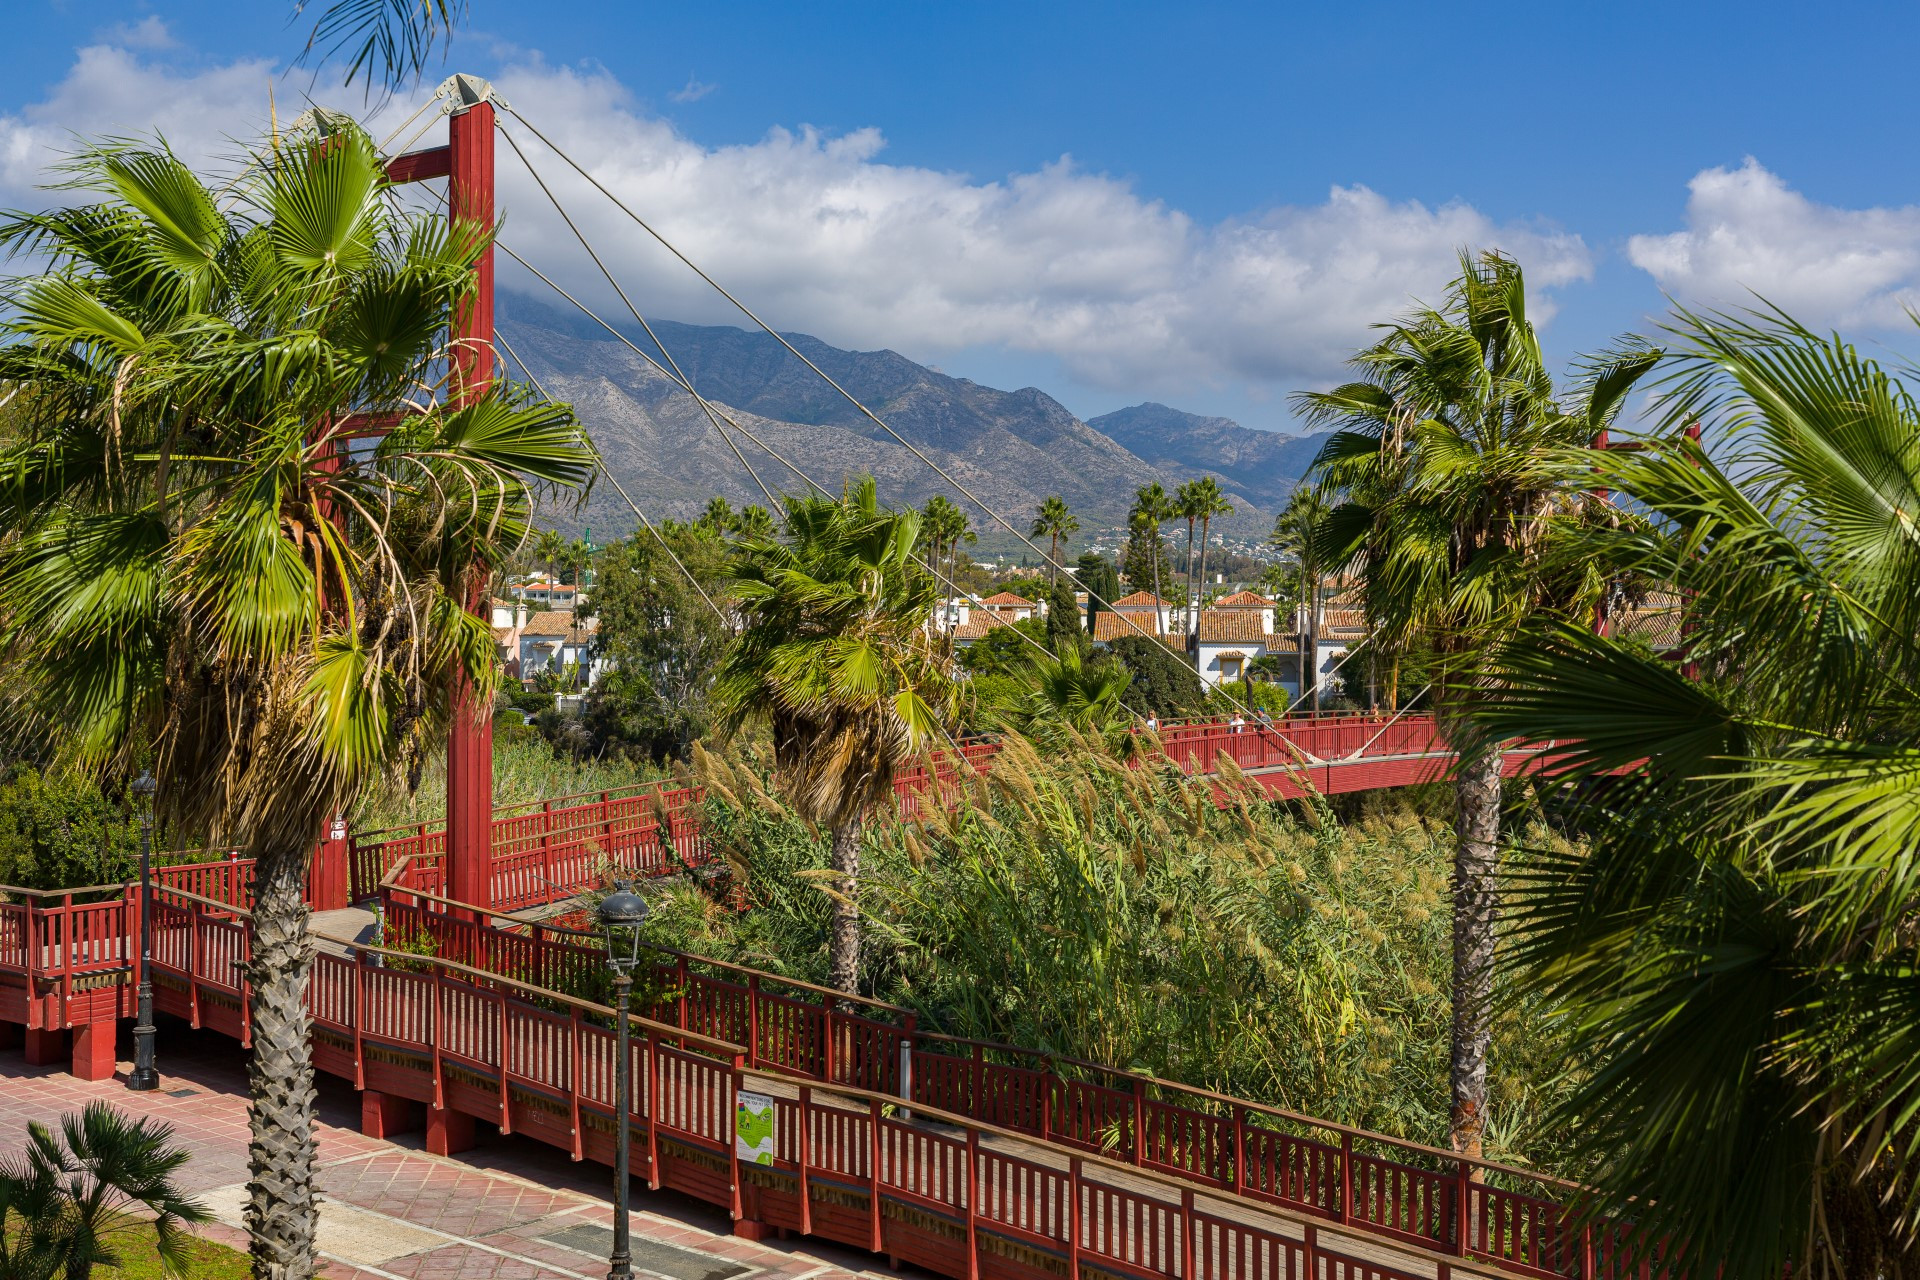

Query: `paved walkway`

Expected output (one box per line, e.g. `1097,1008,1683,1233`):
0,1022,907,1280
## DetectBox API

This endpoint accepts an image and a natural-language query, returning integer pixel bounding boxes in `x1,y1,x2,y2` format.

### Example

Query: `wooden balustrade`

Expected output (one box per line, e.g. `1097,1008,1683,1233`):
368,892,1591,1280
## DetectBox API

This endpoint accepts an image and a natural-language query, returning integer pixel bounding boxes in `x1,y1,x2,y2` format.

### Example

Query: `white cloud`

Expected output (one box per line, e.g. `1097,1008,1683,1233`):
0,42,1593,397
668,76,716,104
484,59,1590,394
99,17,177,51
1628,158,1920,328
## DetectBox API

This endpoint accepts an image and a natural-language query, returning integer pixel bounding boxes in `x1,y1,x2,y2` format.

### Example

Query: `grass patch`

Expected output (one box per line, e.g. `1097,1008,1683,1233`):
99,1233,251,1280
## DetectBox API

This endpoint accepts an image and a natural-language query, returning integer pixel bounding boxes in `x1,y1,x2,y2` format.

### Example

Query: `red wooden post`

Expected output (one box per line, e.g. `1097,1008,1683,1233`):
676,956,689,1030
541,799,555,895
600,790,612,871
798,1084,815,1234
964,1125,980,1280
867,1095,884,1250
496,988,512,1133
1339,1131,1353,1225
351,951,366,1089
822,995,837,1084
444,75,499,920
1131,1077,1146,1166
1455,1158,1472,1257
1041,1058,1054,1141
730,1054,746,1221
430,970,445,1109
1181,1188,1197,1280
186,905,201,1028
1229,1106,1244,1193
644,1028,661,1189
1067,1156,1082,1280
747,974,760,1070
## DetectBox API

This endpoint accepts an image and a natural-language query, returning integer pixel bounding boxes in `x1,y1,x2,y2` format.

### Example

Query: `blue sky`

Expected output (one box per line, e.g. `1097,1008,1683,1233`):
4,0,1920,432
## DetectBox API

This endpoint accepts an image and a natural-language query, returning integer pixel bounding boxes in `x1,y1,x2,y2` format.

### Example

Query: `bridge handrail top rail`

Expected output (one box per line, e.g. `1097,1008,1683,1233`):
389,885,1578,1191
0,881,131,901
741,1065,1585,1278
380,879,918,1019
910,1028,1581,1190
351,712,1440,844
314,929,749,1057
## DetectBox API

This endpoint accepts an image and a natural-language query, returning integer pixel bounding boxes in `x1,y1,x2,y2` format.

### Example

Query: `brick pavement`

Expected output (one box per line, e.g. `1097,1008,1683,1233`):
0,1020,905,1280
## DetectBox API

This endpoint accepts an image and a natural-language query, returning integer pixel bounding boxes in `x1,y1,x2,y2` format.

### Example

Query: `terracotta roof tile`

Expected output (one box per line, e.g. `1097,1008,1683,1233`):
1212,590,1273,608
1092,612,1175,644
978,591,1034,607
1197,611,1272,643
519,610,592,637
952,614,1009,640
1109,590,1170,609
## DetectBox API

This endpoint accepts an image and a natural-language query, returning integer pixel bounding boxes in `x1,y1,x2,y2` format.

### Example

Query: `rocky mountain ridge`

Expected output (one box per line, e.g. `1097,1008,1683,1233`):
498,295,1327,550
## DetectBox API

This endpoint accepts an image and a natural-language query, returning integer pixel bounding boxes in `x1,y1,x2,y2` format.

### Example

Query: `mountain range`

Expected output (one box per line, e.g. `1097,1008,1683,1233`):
497,295,1329,550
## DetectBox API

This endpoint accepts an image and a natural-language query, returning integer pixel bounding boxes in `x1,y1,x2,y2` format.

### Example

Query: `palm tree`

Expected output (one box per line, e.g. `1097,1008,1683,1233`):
560,536,592,586
701,495,736,534
1174,480,1205,638
1029,496,1079,586
1269,485,1330,711
1297,250,1651,1158
5,1103,210,1280
1131,482,1173,628
0,127,592,1277
1191,478,1233,615
732,503,776,540
1469,306,1920,1278
714,477,959,992
921,495,974,628
1026,649,1132,732
302,0,466,90
535,527,566,590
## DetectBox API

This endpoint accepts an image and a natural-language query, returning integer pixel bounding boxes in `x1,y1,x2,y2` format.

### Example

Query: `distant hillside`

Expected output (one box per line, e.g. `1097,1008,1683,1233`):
498,296,1323,548
1086,403,1330,511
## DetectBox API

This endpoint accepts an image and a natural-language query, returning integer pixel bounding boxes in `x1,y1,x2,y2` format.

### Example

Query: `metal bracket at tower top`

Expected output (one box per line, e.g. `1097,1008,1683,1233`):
437,73,508,115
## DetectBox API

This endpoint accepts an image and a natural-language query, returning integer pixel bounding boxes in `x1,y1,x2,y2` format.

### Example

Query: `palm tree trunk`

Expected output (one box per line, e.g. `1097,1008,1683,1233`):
1183,522,1197,639
828,818,862,993
1449,740,1502,1161
1149,527,1165,636
1307,576,1320,714
1197,519,1211,617
245,842,318,1280
1048,533,1059,586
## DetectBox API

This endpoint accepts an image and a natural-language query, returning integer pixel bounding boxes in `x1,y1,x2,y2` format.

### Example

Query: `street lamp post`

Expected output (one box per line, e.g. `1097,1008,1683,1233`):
127,770,159,1091
597,881,650,1280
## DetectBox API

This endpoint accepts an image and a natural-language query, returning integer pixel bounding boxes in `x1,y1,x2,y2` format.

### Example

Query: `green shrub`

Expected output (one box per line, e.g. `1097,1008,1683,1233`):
0,769,145,890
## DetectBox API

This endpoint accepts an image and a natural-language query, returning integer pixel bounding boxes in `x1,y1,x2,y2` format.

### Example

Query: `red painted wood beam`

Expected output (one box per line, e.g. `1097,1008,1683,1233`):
385,146,451,185
445,93,497,920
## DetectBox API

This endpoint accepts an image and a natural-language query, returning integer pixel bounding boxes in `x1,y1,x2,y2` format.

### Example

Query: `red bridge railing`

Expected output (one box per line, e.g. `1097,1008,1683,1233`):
374,889,1613,1280
350,713,1460,908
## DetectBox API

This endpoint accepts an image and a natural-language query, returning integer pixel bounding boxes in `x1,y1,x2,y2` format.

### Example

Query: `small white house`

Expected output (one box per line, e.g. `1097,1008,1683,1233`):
1194,592,1292,690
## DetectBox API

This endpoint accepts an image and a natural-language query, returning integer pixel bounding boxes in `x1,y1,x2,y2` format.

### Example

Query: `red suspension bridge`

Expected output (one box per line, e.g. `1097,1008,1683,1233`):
0,711,1625,1280
0,76,1644,1280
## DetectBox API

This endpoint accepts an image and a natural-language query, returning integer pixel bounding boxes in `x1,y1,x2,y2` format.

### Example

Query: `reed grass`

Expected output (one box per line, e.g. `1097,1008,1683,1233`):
666,728,1581,1170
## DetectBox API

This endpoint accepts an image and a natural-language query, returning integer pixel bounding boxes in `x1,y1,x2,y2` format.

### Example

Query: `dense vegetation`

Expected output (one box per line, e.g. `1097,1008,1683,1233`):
630,733,1579,1168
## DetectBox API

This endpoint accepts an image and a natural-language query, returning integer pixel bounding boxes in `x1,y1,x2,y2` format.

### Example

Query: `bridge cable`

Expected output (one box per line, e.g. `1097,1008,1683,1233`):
498,106,1349,757
498,120,780,507
495,106,1385,763
498,265,1181,737
493,328,732,628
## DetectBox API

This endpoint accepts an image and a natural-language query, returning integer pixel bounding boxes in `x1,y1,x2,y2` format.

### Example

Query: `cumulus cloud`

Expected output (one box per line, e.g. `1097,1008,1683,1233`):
485,59,1590,393
1628,158,1920,328
0,41,1592,396
99,16,178,51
